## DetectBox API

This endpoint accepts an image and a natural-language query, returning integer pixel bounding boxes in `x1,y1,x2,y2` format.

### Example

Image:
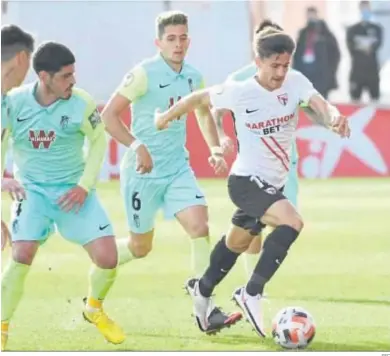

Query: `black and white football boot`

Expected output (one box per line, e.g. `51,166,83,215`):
232,286,267,337
184,278,242,335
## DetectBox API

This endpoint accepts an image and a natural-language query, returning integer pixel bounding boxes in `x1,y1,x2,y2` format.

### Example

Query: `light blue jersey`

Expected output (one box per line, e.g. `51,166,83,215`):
7,83,102,186
118,54,204,179
1,95,10,174
116,54,207,233
227,63,300,206
1,95,9,129
5,83,113,244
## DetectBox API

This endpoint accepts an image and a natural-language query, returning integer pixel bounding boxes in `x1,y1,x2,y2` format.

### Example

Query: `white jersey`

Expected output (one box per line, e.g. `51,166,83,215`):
209,70,318,189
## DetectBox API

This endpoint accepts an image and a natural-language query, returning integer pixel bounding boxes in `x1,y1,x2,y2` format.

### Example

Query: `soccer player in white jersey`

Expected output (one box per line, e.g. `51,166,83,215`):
215,20,326,279
155,25,350,337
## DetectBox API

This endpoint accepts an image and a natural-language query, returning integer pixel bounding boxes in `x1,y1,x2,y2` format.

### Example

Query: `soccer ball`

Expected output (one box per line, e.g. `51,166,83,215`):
272,306,316,349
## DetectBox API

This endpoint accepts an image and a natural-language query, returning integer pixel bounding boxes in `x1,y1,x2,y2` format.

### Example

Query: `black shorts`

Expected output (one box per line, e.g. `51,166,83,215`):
228,175,286,236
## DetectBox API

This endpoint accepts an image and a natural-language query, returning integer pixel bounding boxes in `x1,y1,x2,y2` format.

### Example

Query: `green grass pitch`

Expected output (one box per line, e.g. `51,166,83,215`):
1,178,390,351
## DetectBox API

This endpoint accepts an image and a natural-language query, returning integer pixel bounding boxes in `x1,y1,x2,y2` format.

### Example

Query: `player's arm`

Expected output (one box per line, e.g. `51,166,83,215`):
156,81,236,125
212,107,229,138
307,95,349,137
1,128,9,176
1,131,11,250
1,130,26,200
194,103,227,163
156,82,235,129
296,73,350,137
155,88,211,130
194,103,227,175
57,101,107,213
79,105,107,192
1,97,11,176
1,99,26,201
193,79,222,154
299,104,327,127
101,66,152,173
211,107,235,156
101,66,147,148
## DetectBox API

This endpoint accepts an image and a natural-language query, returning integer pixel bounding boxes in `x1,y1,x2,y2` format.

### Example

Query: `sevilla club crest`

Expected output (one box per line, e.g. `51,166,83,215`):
277,93,288,106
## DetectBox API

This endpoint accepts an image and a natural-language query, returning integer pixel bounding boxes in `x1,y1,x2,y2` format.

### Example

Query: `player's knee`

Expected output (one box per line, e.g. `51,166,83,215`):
245,236,262,254
187,221,209,239
226,233,252,253
130,245,151,258
90,245,118,269
128,231,154,258
226,239,250,253
12,245,37,266
279,213,304,232
129,240,152,258
286,217,304,232
85,236,118,268
290,216,304,232
95,254,118,269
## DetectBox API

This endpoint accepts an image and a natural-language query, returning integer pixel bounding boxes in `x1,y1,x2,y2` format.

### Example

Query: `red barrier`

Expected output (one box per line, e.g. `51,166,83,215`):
6,104,386,180
102,104,390,178
296,105,390,178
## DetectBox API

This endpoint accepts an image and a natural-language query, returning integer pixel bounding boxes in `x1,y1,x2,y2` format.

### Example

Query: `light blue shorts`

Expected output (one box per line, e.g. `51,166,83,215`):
10,184,113,245
121,165,206,234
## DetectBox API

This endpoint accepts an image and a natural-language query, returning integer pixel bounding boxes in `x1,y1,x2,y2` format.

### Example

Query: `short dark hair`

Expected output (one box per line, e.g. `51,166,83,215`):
32,42,75,74
253,25,295,59
307,6,318,13
156,10,188,39
359,0,370,8
1,24,34,62
255,19,283,34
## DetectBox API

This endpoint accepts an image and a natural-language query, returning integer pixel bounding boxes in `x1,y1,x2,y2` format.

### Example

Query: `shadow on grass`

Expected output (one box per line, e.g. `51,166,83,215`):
203,334,390,351
117,331,390,352
305,340,390,352
273,295,390,307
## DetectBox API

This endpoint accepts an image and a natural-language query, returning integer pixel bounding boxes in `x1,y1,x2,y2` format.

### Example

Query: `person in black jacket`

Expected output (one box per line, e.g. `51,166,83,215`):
347,1,383,102
293,7,340,99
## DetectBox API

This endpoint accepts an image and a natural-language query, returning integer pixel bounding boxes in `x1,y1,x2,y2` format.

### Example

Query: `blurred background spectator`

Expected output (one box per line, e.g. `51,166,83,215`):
2,0,388,105
346,0,383,103
293,6,340,99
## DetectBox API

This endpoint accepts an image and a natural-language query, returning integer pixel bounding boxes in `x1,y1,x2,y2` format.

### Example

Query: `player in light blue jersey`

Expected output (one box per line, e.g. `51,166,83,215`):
1,25,34,256
102,10,242,333
1,42,125,349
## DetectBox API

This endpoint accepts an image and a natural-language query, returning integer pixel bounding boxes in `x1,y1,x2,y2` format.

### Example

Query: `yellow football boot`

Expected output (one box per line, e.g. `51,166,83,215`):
83,298,125,345
1,322,9,351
